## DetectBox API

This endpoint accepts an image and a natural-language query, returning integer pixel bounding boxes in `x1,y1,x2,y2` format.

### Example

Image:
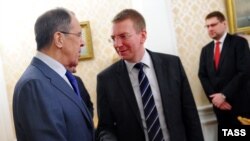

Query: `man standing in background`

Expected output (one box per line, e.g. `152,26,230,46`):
199,11,250,128
13,8,94,141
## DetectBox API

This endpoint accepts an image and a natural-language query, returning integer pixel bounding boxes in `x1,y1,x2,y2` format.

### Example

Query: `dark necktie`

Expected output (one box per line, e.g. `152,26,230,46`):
65,70,93,122
214,41,220,70
134,63,164,141
65,70,80,96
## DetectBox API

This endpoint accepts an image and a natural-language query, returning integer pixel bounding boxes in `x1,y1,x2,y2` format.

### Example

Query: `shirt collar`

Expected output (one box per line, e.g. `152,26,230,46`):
125,50,151,72
214,32,227,44
35,51,67,76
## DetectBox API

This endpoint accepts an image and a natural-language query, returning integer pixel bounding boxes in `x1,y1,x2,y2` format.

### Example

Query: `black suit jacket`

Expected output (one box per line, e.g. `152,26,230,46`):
198,34,250,119
96,50,204,141
75,75,94,117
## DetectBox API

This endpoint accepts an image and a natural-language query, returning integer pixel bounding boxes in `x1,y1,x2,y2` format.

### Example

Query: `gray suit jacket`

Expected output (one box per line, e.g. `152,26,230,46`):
13,57,94,141
75,75,94,117
96,50,204,141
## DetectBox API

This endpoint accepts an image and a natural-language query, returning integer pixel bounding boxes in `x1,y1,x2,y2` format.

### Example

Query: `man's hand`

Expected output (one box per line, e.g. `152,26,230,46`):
210,93,226,108
218,101,232,110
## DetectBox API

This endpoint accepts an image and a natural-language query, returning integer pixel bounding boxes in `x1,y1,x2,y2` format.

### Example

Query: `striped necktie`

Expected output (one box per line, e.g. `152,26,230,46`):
134,63,165,141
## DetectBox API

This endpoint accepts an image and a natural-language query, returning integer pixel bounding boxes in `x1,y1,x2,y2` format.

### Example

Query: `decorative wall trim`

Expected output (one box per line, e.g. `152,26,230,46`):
198,104,217,124
198,104,218,141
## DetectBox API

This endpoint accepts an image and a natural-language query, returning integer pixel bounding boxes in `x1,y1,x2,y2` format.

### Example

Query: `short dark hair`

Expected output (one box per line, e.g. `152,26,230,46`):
34,8,72,50
112,9,146,33
205,11,226,22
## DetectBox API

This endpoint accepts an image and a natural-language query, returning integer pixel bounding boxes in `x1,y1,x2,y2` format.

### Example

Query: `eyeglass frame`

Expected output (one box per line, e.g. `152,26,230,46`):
204,21,222,28
59,31,83,37
109,33,134,43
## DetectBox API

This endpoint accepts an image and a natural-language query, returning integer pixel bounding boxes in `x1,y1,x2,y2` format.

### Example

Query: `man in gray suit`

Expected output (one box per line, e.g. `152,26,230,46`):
13,8,94,141
96,9,204,141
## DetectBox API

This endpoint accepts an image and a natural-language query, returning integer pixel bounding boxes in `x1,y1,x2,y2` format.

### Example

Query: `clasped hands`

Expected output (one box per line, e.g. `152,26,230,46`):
210,93,232,110
210,93,250,125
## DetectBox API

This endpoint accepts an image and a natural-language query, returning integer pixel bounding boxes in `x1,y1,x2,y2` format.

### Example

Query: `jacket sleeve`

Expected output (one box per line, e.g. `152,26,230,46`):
198,47,215,101
222,37,250,100
178,58,204,141
96,74,118,141
13,79,67,141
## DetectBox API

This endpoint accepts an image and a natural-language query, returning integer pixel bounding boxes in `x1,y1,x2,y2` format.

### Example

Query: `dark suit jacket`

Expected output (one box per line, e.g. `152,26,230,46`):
96,50,204,141
75,75,94,117
198,34,250,121
13,57,94,141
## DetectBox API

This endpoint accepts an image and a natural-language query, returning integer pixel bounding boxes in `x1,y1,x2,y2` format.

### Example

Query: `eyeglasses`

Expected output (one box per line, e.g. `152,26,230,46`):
109,33,133,43
205,22,220,28
59,31,82,37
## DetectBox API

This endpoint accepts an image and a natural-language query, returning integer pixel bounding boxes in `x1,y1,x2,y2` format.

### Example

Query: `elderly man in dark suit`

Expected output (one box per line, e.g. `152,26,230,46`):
96,9,204,141
199,11,250,127
13,8,94,141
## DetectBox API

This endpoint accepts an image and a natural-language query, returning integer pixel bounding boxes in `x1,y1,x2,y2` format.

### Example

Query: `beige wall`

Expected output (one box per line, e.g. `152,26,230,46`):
1,0,237,132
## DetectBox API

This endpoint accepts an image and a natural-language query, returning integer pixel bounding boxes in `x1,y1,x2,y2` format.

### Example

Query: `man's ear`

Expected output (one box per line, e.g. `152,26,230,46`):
54,32,63,48
224,21,227,26
140,30,147,44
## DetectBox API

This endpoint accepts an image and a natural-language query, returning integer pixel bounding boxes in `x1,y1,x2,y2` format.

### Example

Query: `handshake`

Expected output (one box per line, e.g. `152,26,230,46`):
238,116,250,125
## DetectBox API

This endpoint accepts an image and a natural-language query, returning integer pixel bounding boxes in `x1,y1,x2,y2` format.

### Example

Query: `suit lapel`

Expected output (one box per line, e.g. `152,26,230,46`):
207,42,217,73
218,34,230,70
115,60,144,130
31,58,93,127
148,51,171,120
208,34,230,73
50,77,93,125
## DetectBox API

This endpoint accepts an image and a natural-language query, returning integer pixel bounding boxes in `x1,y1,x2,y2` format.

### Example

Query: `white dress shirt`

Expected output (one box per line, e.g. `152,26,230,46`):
214,31,227,53
35,51,72,88
125,50,170,141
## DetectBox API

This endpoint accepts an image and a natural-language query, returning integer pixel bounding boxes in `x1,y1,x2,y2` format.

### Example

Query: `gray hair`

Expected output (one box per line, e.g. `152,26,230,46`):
34,7,72,50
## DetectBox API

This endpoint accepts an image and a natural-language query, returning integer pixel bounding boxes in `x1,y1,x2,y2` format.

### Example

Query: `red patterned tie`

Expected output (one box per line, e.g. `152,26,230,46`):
214,41,220,70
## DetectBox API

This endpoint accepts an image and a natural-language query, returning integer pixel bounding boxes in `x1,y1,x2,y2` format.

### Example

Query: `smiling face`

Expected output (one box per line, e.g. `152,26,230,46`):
205,17,227,40
111,19,146,63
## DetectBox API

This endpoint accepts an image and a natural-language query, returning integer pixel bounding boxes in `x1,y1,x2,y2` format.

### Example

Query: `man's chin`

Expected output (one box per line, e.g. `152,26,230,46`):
70,62,78,69
74,59,79,66
209,34,217,40
119,55,127,60
119,53,128,59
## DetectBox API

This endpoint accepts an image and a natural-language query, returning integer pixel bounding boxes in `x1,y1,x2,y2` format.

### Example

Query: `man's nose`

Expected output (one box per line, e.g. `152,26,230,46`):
113,37,123,47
